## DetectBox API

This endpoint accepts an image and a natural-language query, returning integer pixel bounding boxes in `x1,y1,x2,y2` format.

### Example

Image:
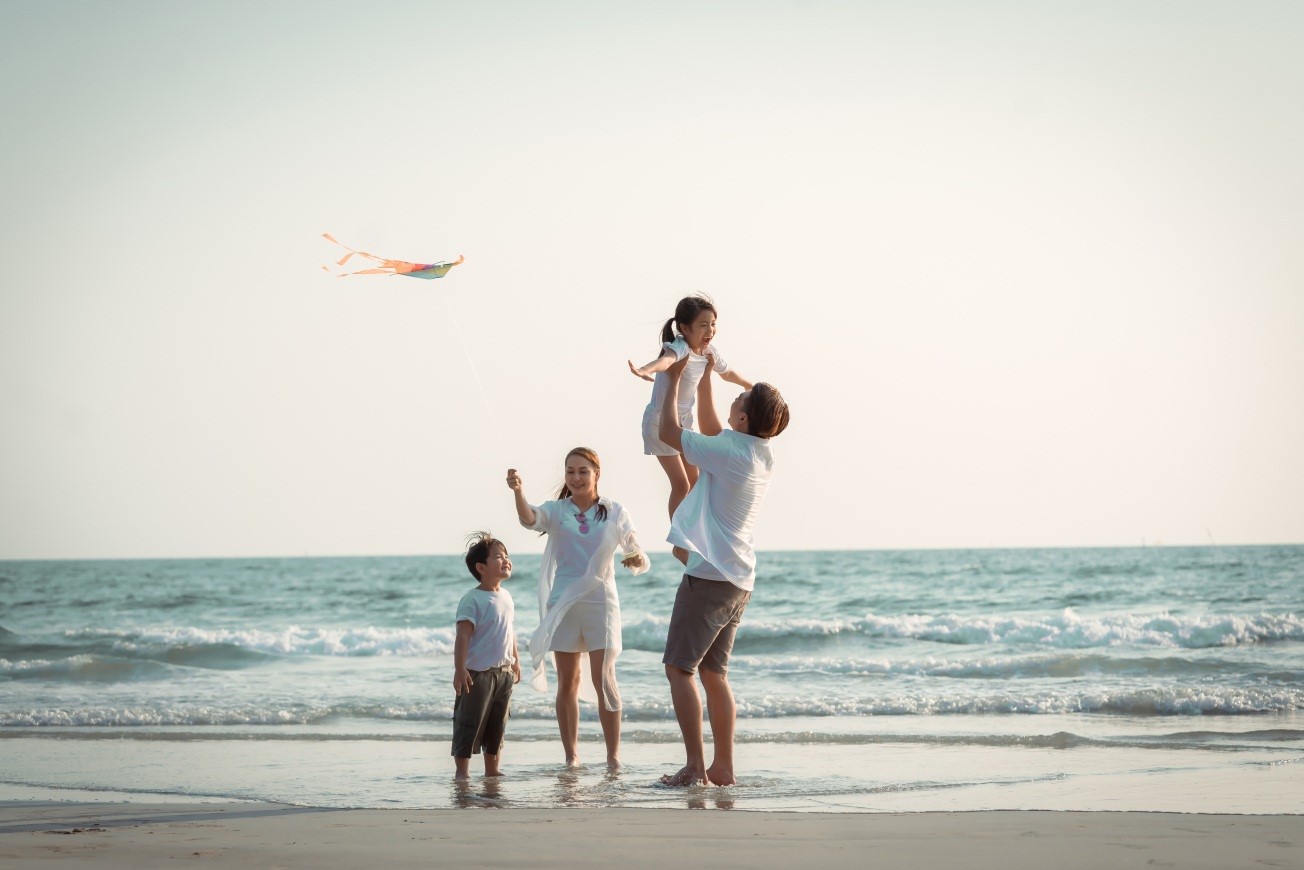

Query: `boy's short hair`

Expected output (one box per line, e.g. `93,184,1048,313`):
745,383,790,438
464,531,506,581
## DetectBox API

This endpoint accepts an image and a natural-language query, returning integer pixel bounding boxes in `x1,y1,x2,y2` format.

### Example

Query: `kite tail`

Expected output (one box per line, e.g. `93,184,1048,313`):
322,233,404,276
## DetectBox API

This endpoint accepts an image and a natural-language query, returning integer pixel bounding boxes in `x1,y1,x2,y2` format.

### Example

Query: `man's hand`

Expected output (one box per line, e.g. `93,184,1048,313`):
506,468,523,491
511,660,522,684
666,354,690,379
454,667,473,695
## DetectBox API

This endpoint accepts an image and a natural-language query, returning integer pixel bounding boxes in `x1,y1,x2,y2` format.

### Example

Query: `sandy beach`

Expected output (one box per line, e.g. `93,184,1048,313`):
1,801,1300,869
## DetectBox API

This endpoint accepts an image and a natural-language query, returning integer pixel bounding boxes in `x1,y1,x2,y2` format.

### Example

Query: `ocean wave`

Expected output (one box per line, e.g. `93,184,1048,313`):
621,610,1304,652
729,651,1297,682
4,683,1301,727
16,609,1297,668
0,655,179,682
61,626,460,659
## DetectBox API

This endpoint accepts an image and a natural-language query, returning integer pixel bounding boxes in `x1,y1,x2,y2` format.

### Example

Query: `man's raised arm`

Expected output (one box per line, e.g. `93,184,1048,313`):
658,354,690,453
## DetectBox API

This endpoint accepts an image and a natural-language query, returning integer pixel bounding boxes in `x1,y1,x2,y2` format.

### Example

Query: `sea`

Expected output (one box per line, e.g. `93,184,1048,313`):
2,546,1302,813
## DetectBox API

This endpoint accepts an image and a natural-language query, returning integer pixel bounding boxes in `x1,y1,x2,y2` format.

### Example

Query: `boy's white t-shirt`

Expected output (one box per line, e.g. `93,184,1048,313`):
667,428,775,592
647,338,729,427
455,587,516,671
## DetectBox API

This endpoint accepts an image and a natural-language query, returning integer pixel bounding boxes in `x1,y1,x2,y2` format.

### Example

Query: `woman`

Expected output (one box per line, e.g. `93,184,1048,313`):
506,448,649,769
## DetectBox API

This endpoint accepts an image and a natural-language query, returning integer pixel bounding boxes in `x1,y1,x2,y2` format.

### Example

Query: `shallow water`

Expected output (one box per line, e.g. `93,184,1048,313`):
2,546,1301,811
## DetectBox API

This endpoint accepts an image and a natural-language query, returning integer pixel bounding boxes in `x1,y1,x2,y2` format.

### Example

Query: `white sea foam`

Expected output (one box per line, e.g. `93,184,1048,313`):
5,683,1301,727
619,609,1304,652
63,626,460,658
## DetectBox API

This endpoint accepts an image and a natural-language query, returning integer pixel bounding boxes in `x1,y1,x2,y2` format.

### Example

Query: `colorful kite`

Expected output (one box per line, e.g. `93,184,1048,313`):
322,233,464,279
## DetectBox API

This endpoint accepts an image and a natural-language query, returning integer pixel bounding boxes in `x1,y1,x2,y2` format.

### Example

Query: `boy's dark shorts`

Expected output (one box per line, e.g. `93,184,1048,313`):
451,665,514,758
662,574,751,675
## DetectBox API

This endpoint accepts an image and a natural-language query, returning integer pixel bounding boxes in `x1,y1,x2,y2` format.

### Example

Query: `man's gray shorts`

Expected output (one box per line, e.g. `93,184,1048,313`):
662,574,751,675
451,665,513,758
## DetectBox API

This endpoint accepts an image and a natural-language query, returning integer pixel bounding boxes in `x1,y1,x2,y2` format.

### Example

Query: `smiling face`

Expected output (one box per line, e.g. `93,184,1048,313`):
678,309,717,353
565,453,599,501
477,541,512,583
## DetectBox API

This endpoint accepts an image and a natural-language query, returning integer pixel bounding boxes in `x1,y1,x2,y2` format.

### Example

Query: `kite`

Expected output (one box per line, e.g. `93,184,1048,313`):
322,233,464,279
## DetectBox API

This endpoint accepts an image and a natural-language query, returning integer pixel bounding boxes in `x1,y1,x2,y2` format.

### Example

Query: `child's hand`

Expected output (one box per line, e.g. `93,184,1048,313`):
454,667,473,695
621,553,644,570
628,360,654,382
506,468,523,491
511,661,522,684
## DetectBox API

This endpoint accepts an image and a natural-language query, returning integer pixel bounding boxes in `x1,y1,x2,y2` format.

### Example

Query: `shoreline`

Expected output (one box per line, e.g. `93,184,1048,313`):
2,801,1301,869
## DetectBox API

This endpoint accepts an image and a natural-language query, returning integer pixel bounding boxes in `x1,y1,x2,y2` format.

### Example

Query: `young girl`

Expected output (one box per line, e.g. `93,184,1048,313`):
628,295,753,517
506,448,648,769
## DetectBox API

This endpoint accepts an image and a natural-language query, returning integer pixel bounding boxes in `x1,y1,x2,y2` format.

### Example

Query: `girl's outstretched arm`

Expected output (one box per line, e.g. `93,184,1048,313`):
507,468,536,526
719,369,754,390
697,355,724,436
628,350,676,382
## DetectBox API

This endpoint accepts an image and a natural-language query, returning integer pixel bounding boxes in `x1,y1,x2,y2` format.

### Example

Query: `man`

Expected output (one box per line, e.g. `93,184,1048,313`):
657,352,790,786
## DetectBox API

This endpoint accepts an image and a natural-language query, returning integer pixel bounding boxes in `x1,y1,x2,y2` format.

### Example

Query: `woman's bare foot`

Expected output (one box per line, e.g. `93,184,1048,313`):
658,765,707,787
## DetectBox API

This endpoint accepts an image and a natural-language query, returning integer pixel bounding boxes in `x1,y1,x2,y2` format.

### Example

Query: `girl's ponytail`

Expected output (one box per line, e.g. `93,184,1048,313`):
660,317,677,346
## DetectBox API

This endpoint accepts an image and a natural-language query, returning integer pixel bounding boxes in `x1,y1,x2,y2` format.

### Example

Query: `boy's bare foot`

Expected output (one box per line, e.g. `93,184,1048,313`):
659,765,707,787
705,762,735,785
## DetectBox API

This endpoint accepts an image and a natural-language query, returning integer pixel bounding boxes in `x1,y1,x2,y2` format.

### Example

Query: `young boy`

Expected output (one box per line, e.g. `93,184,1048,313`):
452,532,521,779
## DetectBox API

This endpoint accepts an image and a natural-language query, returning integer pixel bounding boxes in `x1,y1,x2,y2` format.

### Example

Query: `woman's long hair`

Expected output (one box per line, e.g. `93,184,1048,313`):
555,446,609,523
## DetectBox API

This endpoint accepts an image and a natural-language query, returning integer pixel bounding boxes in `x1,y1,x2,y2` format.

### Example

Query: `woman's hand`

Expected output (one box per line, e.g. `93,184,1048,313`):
621,553,645,570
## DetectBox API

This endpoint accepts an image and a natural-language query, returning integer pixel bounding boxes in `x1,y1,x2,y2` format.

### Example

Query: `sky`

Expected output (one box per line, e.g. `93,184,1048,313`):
1,1,1301,559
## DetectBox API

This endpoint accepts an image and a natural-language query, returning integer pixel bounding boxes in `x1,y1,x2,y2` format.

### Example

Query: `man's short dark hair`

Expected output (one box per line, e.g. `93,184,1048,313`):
745,383,790,438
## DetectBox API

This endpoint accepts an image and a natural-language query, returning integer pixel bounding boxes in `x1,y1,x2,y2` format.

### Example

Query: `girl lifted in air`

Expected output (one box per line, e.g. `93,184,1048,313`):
629,295,753,518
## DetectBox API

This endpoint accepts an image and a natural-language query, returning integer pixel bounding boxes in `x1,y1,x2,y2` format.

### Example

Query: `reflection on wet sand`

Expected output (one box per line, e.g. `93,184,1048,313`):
452,775,506,809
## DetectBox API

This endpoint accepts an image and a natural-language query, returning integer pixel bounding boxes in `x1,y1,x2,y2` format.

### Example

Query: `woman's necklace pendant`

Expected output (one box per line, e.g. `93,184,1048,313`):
574,511,590,534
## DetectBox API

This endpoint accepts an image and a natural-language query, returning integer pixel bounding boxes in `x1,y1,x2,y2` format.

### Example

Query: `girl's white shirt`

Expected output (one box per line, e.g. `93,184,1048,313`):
645,337,729,428
522,496,649,711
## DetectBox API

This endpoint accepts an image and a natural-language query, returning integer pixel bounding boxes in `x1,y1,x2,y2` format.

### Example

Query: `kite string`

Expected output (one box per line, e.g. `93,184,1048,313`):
439,294,506,456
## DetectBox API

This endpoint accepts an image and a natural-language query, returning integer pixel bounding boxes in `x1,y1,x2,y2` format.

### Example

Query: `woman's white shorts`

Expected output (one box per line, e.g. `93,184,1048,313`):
548,600,609,653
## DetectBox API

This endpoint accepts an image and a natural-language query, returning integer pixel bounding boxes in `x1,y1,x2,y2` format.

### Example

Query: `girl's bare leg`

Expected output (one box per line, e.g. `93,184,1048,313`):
553,651,583,767
588,649,621,768
656,455,692,519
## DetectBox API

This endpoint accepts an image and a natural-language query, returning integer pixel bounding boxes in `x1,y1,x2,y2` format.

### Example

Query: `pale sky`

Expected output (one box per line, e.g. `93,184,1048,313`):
2,1,1301,559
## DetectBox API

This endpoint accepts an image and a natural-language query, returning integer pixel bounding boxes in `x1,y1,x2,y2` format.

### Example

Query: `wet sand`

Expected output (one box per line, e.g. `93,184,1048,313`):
2,801,1301,869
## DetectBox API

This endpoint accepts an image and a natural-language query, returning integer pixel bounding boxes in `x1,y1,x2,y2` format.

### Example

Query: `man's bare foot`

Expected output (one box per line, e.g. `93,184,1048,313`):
705,763,736,786
454,771,470,781
672,547,689,566
607,756,622,771
659,765,707,787
565,755,582,769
